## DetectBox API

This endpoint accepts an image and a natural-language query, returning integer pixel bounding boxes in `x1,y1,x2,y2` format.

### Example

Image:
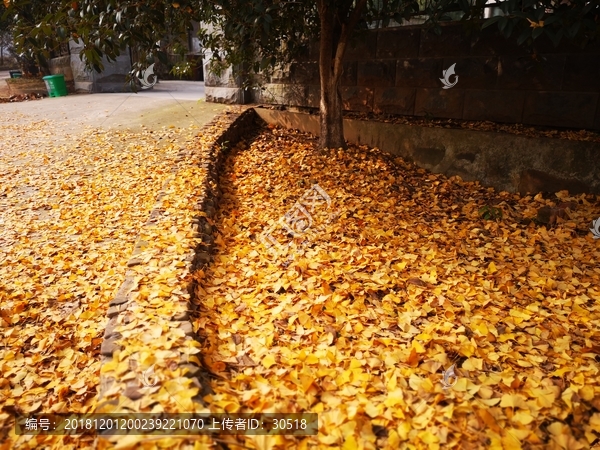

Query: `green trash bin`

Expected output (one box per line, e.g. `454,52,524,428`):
42,74,68,97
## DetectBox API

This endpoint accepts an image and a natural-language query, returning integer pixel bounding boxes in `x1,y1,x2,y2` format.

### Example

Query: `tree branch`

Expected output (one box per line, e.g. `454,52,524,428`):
347,0,369,33
332,0,368,83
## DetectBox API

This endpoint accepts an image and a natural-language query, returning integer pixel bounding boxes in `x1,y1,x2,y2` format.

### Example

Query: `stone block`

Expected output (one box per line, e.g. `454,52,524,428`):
48,56,74,82
178,321,195,337
200,234,214,246
193,251,211,267
414,88,465,119
205,86,245,104
309,40,320,60
270,65,292,83
103,317,119,339
342,62,357,86
290,62,319,85
562,54,600,92
110,291,132,306
257,83,308,107
204,205,216,217
532,33,600,55
522,91,598,129
469,27,529,57
307,85,320,108
126,257,142,267
204,64,238,88
518,169,590,195
74,81,93,93
396,59,443,89
345,31,378,60
341,86,373,112
373,87,416,115
107,303,128,318
443,57,498,90
377,27,420,59
357,61,395,87
293,45,312,62
6,79,47,96
101,336,121,356
413,146,446,168
198,219,213,235
91,53,132,93
69,41,93,86
496,55,565,90
172,310,190,321
456,152,476,163
463,90,524,123
123,383,145,401
419,25,471,58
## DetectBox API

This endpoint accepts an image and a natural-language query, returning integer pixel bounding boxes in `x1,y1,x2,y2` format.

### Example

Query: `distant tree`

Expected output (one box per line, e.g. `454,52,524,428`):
1,0,70,75
0,1,13,66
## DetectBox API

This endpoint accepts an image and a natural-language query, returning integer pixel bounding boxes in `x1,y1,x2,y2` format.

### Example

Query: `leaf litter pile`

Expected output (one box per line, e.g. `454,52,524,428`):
0,115,207,450
0,93,45,104
193,125,600,449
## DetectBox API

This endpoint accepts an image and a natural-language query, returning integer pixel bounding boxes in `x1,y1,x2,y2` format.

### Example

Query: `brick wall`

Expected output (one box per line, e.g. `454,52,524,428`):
255,23,600,131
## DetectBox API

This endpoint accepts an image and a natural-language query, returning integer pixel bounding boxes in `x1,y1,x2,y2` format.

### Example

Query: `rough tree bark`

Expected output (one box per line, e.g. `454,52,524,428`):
316,0,368,150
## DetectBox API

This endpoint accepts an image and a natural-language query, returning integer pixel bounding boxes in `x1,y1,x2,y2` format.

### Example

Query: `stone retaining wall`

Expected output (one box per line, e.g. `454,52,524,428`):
5,78,47,96
252,23,600,131
254,108,600,195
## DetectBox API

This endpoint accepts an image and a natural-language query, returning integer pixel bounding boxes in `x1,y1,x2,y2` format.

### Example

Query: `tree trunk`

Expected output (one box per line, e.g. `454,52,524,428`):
316,0,368,150
319,77,345,149
317,3,345,149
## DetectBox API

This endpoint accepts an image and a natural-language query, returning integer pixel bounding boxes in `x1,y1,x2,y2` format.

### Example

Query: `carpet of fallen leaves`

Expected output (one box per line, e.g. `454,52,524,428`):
0,93,45,104
0,115,197,449
193,126,600,450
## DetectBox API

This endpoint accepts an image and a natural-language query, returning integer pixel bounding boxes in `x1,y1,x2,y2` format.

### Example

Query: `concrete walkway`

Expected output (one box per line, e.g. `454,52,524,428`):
0,79,227,137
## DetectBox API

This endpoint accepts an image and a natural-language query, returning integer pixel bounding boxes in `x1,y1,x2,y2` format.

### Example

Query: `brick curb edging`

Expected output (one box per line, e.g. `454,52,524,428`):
97,108,261,412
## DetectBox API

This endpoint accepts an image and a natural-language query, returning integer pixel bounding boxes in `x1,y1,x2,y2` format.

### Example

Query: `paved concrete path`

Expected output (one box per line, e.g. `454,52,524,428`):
0,79,227,138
